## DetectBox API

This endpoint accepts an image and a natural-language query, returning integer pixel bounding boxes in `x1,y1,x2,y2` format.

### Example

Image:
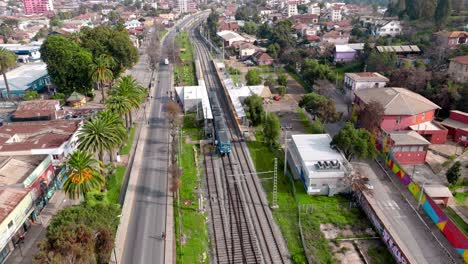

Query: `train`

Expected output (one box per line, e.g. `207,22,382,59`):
208,91,232,155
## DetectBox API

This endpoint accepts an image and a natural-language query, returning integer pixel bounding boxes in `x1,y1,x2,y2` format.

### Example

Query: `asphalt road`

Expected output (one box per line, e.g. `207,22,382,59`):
355,161,455,264
121,30,175,264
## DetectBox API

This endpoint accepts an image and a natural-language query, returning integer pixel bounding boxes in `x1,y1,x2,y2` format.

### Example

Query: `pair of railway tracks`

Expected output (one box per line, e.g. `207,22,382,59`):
187,20,288,264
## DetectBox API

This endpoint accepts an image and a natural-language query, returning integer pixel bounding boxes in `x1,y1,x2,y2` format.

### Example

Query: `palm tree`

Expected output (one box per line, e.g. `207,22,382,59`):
62,150,105,199
91,55,114,102
106,95,132,128
111,75,146,127
0,48,17,99
77,110,127,166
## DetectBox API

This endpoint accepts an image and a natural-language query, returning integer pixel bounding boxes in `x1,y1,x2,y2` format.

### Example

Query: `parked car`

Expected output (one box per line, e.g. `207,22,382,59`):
273,95,281,101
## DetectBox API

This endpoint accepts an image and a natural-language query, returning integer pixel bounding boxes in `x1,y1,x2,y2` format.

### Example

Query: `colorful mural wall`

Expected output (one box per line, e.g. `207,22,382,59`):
386,152,468,263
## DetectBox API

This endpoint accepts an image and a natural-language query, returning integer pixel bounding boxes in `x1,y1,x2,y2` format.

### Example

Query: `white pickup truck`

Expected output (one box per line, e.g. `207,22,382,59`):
164,58,169,65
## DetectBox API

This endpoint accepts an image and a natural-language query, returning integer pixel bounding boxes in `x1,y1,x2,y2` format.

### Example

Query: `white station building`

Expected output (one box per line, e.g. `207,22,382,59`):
288,134,351,196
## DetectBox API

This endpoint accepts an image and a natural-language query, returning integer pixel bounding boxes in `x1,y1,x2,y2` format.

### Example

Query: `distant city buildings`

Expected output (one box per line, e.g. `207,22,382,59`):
21,0,54,15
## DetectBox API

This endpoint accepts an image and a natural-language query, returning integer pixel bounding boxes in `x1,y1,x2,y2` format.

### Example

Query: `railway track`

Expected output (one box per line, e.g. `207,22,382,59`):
189,18,288,264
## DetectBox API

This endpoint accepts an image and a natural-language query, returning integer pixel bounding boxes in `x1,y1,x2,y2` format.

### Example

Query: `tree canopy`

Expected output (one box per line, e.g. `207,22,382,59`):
263,113,281,147
331,122,377,161
243,21,258,35
40,35,93,95
33,202,120,264
359,101,385,132
446,161,461,185
79,26,139,78
299,93,342,124
244,95,264,126
434,0,451,29
246,69,262,85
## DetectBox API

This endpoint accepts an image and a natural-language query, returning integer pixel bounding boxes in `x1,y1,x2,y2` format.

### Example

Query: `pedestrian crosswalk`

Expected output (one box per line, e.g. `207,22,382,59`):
377,200,401,211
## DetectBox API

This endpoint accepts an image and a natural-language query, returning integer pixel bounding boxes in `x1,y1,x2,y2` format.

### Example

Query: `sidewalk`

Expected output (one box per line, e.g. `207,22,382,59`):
5,191,79,264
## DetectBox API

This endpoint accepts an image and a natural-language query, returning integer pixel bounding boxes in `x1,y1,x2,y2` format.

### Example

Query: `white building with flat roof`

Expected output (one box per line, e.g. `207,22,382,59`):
174,80,213,119
288,134,350,196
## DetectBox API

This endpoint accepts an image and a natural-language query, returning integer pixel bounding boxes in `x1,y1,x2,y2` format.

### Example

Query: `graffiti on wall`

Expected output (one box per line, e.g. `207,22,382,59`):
358,193,410,264
386,152,468,263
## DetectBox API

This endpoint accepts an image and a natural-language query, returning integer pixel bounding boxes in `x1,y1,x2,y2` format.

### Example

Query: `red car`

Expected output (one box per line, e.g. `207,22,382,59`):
273,95,281,101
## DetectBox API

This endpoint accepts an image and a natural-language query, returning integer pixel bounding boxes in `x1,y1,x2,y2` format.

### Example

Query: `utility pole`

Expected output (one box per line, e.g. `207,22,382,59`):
272,158,278,209
283,130,288,176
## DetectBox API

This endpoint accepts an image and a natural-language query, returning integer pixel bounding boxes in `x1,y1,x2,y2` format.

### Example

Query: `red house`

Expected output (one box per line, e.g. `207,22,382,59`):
441,110,468,147
388,131,431,165
251,51,274,66
217,22,240,32
354,87,448,145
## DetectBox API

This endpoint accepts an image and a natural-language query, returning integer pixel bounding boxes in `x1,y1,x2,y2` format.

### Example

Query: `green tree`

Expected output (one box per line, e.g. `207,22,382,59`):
434,0,452,29
263,113,281,147
62,150,105,199
78,110,127,166
243,21,258,35
264,75,276,90
3,18,18,29
49,18,63,28
271,20,295,49
310,120,325,134
91,55,114,102
107,11,122,25
40,35,93,95
0,48,17,99
235,5,259,22
267,43,280,59
277,73,288,86
106,95,132,128
111,75,146,126
299,93,342,123
301,59,334,87
446,161,461,185
359,101,385,132
278,86,286,98
79,26,139,78
206,11,219,39
24,90,39,100
330,122,377,161
244,95,264,126
246,69,262,85
0,24,13,43
366,50,397,74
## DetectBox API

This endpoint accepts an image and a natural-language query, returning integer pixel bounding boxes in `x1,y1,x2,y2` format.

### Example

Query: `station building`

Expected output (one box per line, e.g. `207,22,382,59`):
287,134,351,196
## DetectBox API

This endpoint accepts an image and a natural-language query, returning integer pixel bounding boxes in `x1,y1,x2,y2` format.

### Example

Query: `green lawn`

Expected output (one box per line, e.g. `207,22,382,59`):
444,207,468,236
367,244,396,264
174,63,197,86
175,119,209,264
106,166,126,204
183,114,202,141
247,131,373,263
177,32,193,63
120,126,136,155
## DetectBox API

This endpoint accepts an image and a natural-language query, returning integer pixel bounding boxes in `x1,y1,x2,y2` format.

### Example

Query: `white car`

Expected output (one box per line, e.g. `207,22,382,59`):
164,58,169,65
364,182,374,190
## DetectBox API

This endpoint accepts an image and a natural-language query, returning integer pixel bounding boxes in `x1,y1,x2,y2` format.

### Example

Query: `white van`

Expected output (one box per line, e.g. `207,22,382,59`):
164,58,169,65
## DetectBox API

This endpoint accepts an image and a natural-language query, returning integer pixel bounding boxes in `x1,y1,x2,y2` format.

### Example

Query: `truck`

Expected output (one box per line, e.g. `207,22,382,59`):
164,58,169,65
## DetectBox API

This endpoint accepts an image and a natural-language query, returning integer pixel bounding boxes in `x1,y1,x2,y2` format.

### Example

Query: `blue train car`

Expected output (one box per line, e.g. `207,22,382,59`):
208,92,232,154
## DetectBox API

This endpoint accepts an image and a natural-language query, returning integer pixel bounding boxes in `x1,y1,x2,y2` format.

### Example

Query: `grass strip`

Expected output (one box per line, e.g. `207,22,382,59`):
106,166,126,204
120,126,136,155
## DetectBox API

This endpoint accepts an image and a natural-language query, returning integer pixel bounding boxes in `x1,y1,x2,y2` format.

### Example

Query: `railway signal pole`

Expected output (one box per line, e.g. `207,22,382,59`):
272,158,279,209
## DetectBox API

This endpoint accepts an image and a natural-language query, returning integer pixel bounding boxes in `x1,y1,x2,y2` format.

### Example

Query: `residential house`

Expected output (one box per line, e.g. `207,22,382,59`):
326,20,352,31
251,51,274,66
287,134,351,196
448,55,468,83
322,30,349,45
66,92,86,108
124,19,143,30
388,130,431,165
371,19,401,37
344,72,388,92
258,7,274,17
433,31,468,47
354,87,448,146
11,100,63,122
290,14,319,24
441,110,468,146
0,188,33,263
334,44,366,63
325,6,342,22
217,31,246,47
218,21,240,32
240,43,260,59
0,120,82,166
307,3,320,15
286,3,298,17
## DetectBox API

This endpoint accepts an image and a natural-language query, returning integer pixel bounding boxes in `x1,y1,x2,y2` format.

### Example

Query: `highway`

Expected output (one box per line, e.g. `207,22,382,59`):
120,14,200,263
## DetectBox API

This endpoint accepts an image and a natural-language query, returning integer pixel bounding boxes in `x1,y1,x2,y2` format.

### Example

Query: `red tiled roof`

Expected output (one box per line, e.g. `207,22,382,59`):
448,31,468,38
306,35,321,41
450,55,468,65
0,188,29,223
0,120,81,153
